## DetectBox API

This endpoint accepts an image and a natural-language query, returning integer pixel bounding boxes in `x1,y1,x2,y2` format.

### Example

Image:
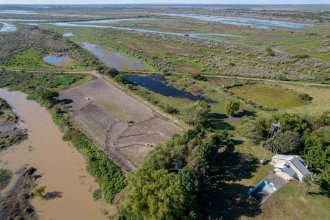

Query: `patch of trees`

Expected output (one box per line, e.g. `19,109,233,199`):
240,112,330,194
119,125,230,219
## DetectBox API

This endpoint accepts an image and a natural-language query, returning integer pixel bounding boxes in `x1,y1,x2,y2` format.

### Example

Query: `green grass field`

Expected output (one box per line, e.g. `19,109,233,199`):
230,84,306,110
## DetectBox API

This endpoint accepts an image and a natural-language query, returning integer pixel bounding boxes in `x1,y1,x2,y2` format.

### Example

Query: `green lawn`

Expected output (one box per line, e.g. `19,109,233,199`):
230,84,306,110
251,181,330,220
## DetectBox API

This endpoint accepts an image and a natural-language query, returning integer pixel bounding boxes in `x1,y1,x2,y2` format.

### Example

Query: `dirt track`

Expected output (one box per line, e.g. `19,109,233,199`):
59,78,182,171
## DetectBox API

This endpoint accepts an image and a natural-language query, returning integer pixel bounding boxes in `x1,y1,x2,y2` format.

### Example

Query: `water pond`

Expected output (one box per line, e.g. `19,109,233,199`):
82,42,147,71
43,54,72,66
63,32,75,37
127,75,214,103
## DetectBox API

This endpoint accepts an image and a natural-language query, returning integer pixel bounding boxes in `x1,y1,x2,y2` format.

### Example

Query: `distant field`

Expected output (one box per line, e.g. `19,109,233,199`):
230,84,306,110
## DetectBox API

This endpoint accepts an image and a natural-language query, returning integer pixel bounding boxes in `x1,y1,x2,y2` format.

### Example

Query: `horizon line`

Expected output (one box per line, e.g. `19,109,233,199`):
1,3,330,5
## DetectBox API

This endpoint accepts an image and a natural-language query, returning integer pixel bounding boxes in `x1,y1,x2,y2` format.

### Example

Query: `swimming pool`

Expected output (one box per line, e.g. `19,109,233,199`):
248,180,277,202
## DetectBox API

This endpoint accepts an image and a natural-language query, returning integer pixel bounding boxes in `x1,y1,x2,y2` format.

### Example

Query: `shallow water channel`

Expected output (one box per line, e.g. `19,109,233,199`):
0,88,116,219
82,42,147,71
127,75,214,103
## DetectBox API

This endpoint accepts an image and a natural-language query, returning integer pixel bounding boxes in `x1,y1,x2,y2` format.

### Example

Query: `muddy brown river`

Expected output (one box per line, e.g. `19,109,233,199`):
0,88,116,219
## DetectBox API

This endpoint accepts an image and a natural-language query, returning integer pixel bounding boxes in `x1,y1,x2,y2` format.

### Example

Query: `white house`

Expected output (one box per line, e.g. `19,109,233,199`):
271,154,310,181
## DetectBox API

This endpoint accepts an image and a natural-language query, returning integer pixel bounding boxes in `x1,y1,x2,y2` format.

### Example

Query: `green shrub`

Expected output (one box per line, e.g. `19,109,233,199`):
93,189,102,201
192,73,207,81
115,73,128,84
299,93,313,102
107,67,119,77
181,101,210,125
294,54,310,59
31,186,46,198
266,47,275,56
225,100,240,116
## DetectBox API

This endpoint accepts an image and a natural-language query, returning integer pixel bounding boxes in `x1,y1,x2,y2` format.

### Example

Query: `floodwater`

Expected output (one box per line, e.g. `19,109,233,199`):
127,75,214,103
0,22,17,32
53,21,238,44
159,13,313,29
82,42,147,71
75,18,158,24
0,10,36,15
0,88,116,220
43,54,72,66
63,32,75,37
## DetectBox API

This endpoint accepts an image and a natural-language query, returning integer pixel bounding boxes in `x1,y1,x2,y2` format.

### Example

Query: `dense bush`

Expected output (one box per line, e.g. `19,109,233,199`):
265,130,301,154
181,101,211,125
192,73,207,81
299,93,313,102
107,67,119,77
225,99,240,116
115,73,129,84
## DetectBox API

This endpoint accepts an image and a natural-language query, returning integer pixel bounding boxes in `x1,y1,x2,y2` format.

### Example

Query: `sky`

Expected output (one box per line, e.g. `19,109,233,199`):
0,0,329,5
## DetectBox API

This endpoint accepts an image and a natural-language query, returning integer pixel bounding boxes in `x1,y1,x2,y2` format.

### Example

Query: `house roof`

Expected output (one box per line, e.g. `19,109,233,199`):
272,154,310,176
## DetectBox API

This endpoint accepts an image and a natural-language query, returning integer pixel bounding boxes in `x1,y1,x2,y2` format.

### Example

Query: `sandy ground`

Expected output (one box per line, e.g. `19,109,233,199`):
0,88,116,220
59,78,181,171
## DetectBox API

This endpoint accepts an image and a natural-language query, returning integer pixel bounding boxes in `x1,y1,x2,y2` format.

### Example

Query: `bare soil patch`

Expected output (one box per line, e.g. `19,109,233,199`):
59,79,181,171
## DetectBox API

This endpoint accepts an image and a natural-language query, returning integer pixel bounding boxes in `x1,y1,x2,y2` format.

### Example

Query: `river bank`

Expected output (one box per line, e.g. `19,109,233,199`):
0,88,117,219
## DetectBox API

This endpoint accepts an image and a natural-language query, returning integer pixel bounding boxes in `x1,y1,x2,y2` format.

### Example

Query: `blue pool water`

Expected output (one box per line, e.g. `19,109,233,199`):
249,180,276,198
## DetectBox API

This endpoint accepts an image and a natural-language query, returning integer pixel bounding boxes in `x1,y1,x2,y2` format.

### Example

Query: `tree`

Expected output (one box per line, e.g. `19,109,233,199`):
107,67,119,77
265,130,301,154
303,135,330,195
96,65,107,73
225,100,240,116
40,89,58,105
192,73,207,81
181,101,211,125
303,173,319,195
114,73,128,84
124,169,188,220
179,167,200,193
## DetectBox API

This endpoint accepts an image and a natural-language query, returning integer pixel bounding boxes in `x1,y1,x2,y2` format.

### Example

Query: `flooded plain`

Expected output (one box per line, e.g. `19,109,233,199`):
0,22,17,32
0,88,116,220
82,42,147,71
53,21,238,44
158,13,313,29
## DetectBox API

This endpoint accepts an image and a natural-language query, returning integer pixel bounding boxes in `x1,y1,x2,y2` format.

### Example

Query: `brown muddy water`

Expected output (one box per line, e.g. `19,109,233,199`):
0,88,116,219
